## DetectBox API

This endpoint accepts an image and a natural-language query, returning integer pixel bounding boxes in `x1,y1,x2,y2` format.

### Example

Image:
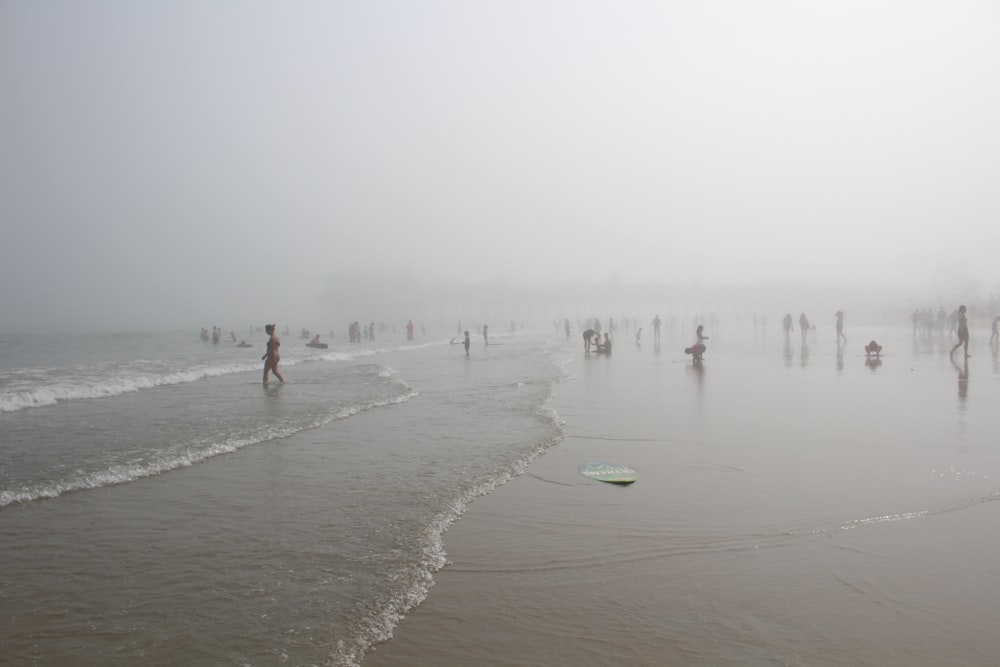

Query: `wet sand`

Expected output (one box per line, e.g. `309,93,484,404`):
366,330,1000,666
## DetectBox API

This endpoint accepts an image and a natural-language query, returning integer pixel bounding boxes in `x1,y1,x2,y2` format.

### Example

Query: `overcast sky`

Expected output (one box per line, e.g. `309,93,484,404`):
2,1,999,332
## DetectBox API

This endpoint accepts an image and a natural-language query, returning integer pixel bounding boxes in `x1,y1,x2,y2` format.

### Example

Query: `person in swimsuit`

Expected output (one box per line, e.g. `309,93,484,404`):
463,330,471,357
263,323,285,384
950,305,970,358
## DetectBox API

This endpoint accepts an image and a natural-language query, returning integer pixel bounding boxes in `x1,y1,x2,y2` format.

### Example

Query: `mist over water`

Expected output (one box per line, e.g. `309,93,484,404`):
3,3,1000,664
3,2,1000,334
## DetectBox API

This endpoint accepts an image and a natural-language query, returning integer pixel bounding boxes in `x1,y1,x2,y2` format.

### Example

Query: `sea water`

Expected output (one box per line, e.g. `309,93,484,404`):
6,324,1000,666
0,330,568,665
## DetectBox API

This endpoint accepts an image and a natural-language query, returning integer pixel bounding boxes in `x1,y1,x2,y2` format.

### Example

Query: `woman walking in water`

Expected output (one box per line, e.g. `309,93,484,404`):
263,323,285,384
950,305,970,359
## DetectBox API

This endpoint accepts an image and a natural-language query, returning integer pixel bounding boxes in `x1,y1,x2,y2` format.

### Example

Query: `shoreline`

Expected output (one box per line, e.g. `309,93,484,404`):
366,333,1000,666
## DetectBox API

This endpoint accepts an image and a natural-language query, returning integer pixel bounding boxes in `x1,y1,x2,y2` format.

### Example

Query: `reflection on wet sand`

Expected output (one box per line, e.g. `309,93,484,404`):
952,356,969,400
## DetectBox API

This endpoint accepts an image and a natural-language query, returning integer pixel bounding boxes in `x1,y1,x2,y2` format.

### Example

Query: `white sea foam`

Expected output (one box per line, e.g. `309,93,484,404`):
0,361,258,413
333,385,567,666
0,388,419,509
0,341,432,413
839,511,929,530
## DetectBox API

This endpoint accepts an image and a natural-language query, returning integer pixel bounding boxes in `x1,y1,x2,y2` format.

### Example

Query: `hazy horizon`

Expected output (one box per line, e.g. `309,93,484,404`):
3,1,999,333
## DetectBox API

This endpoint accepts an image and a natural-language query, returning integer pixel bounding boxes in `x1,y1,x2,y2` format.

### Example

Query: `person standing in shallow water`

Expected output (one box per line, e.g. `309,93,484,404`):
950,305,970,358
263,323,285,384
463,331,471,357
835,310,846,343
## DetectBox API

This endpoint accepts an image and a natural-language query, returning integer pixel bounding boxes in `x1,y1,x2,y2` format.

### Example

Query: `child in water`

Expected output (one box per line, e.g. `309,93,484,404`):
865,340,882,357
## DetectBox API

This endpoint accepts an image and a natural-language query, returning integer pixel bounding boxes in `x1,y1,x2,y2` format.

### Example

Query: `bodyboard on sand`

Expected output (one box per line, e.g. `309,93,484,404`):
579,461,637,485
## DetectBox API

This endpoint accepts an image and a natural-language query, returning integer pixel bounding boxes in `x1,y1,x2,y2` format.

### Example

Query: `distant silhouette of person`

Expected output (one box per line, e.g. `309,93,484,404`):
582,328,596,352
262,323,285,384
463,330,471,357
652,314,662,344
798,313,810,340
685,324,708,362
597,332,612,354
564,318,570,340
950,304,970,358
990,316,999,345
835,310,846,343
483,324,489,346
406,320,414,341
636,327,642,344
782,313,793,335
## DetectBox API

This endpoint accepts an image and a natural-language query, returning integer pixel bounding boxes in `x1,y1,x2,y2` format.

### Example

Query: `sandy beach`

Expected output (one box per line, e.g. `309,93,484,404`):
367,329,1000,666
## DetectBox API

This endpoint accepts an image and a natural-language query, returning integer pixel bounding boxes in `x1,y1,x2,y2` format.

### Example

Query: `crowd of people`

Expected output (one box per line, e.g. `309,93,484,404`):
569,303,1000,366
200,303,999,386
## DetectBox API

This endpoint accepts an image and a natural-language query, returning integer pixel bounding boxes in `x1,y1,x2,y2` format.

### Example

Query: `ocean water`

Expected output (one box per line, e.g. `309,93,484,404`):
0,329,568,666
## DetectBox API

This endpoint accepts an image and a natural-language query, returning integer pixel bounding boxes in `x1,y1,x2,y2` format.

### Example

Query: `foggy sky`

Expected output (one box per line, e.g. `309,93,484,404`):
3,1,999,332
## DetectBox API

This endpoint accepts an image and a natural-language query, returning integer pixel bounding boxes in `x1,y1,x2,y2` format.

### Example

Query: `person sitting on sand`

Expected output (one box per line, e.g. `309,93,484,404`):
596,332,612,354
237,340,252,348
865,340,882,357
